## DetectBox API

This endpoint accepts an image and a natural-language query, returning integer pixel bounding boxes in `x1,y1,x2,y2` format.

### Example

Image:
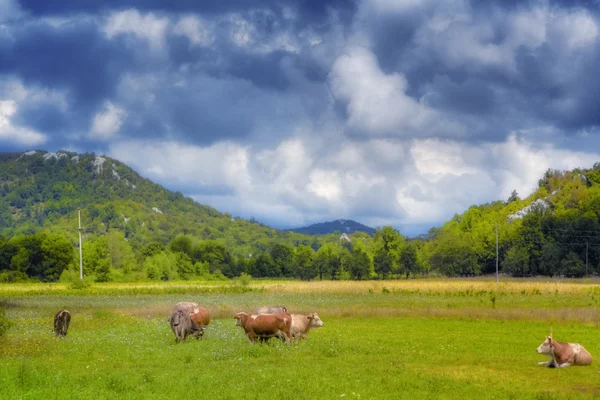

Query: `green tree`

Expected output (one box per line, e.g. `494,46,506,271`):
349,247,371,280
169,234,193,256
399,241,419,278
501,245,530,277
95,258,111,282
560,252,585,277
270,243,294,277
41,233,74,281
294,245,316,280
373,226,404,278
249,253,280,277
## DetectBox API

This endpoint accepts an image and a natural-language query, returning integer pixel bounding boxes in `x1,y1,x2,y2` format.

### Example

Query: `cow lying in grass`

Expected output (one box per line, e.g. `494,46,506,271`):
536,336,592,368
53,310,71,337
234,312,292,344
172,302,210,340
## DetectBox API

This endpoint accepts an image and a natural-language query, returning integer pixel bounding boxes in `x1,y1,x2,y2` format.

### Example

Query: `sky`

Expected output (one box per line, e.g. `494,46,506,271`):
2,0,600,236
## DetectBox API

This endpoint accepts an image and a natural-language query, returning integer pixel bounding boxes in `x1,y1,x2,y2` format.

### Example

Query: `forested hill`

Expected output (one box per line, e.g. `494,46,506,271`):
420,165,600,277
0,150,315,256
288,219,376,235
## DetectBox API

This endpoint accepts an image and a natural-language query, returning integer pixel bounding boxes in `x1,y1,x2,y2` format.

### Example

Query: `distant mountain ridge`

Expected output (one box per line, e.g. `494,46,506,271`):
288,219,376,235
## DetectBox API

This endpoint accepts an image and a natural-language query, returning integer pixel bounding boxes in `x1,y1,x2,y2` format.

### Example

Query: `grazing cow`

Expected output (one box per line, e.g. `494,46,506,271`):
170,310,201,343
234,312,292,344
536,336,593,368
172,302,210,339
256,306,287,315
290,313,324,343
53,310,71,337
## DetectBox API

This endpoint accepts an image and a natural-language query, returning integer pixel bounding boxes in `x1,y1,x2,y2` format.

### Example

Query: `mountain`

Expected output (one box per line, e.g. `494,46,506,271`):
288,219,376,236
0,150,314,257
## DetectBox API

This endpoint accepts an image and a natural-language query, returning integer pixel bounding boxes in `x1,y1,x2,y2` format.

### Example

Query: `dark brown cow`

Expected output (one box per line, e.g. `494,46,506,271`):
234,312,292,344
53,310,71,337
537,336,593,368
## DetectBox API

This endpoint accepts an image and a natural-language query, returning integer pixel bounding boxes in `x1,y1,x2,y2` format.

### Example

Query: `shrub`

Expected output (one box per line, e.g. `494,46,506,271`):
233,272,252,287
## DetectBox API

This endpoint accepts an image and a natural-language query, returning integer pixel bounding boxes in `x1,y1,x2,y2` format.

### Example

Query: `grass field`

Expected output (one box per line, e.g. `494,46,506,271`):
1,279,600,399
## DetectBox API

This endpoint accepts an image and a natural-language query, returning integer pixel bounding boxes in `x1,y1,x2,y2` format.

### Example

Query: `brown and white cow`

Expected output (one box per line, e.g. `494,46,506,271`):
190,307,210,339
53,310,71,337
536,336,593,368
172,302,210,339
290,313,324,343
234,312,292,344
170,310,201,343
256,306,287,315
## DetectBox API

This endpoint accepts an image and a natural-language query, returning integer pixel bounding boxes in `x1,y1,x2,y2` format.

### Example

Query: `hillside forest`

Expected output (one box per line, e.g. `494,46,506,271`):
0,151,599,282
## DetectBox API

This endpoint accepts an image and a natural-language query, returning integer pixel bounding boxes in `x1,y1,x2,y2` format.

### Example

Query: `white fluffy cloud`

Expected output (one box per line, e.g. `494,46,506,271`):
109,132,600,233
105,9,170,50
330,46,464,137
0,100,47,145
173,15,213,47
90,102,127,140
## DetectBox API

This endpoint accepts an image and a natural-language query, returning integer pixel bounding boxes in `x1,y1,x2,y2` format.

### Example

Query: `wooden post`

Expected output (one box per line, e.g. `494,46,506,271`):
496,224,499,285
78,209,83,280
585,241,588,277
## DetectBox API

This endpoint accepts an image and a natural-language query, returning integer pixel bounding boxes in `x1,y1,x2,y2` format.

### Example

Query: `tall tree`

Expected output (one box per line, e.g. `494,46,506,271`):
294,245,316,280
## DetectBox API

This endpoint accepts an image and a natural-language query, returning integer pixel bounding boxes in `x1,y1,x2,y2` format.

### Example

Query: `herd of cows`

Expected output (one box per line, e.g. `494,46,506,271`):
52,303,325,346
52,305,595,369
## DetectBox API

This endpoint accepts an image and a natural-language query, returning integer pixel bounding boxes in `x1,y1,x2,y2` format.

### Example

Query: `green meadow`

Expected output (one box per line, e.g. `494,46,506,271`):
1,279,600,399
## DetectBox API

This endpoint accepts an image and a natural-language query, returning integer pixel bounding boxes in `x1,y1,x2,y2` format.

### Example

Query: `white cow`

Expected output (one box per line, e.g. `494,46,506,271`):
290,313,324,343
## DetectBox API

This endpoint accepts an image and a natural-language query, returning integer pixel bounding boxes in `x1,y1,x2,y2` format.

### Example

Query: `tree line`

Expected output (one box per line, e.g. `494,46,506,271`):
2,165,600,282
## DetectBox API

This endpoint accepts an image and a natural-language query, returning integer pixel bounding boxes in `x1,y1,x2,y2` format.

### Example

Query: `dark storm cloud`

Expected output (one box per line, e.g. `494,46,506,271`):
18,0,358,30
0,19,133,108
13,102,70,134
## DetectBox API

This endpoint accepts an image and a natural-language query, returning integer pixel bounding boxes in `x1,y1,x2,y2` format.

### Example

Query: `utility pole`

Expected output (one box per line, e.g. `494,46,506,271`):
78,209,83,280
496,224,499,285
586,241,588,277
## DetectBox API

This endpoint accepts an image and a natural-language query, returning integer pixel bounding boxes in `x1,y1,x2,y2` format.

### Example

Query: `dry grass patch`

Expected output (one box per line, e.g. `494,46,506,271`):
262,279,600,296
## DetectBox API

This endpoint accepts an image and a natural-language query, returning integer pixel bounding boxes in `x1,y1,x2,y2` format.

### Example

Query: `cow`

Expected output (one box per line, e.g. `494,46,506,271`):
290,313,324,343
189,307,211,339
170,310,202,343
172,302,210,339
53,310,71,337
256,306,287,315
234,312,292,345
536,336,593,368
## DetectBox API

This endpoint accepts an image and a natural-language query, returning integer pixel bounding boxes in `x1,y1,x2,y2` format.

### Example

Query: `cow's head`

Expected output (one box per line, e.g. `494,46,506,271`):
537,336,553,355
234,312,247,326
309,313,324,328
172,310,183,327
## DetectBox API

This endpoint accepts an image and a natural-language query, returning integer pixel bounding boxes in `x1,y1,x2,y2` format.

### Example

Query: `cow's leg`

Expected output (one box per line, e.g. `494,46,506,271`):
557,363,571,368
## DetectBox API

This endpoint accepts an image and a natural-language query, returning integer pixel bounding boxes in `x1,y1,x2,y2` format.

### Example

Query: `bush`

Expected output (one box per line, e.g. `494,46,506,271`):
233,272,252,287
69,278,92,290
0,270,29,283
